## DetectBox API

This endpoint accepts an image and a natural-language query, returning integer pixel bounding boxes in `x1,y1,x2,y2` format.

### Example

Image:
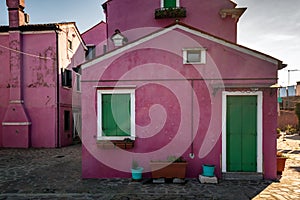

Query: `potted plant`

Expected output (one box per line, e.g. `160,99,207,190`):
277,152,288,174
131,160,143,181
150,156,187,179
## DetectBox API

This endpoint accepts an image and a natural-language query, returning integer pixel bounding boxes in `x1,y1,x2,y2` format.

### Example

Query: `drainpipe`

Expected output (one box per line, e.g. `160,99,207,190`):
189,80,195,159
55,27,60,148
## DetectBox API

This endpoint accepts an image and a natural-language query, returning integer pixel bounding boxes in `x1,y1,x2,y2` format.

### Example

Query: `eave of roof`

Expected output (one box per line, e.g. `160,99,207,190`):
81,22,283,70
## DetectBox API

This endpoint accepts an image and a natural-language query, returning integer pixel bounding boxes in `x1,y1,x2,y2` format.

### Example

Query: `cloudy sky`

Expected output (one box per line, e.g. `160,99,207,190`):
1,0,299,86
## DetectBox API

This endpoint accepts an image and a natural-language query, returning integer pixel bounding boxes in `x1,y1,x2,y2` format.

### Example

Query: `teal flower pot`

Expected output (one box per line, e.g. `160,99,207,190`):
202,165,215,177
131,167,144,180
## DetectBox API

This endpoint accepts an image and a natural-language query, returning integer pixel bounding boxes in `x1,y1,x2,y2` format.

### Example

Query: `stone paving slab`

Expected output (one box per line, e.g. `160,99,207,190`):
0,134,300,200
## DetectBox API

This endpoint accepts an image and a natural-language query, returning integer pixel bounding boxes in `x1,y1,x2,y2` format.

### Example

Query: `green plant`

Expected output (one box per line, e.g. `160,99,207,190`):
277,152,288,158
285,124,298,134
132,160,139,170
167,155,186,163
277,128,281,134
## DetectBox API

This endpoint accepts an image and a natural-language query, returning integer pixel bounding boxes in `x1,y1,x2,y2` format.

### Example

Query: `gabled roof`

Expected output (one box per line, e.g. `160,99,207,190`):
0,22,87,50
81,22,283,70
81,21,106,35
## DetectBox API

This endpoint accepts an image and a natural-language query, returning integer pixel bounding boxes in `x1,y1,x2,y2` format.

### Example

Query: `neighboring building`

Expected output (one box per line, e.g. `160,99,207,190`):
81,21,107,59
0,0,86,148
278,82,300,110
81,0,285,180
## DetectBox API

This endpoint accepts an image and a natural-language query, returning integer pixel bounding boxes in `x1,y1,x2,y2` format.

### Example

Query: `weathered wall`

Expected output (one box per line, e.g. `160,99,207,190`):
0,34,10,147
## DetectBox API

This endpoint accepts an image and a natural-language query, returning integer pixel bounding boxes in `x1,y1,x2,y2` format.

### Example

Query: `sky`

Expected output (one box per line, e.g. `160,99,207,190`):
1,0,299,86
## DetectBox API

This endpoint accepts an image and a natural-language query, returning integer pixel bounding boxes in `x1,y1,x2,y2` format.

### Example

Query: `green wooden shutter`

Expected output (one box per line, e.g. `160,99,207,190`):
164,0,176,8
102,94,131,137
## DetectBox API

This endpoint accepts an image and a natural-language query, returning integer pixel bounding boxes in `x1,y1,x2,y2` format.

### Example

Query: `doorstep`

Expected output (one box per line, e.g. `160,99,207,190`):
222,172,263,180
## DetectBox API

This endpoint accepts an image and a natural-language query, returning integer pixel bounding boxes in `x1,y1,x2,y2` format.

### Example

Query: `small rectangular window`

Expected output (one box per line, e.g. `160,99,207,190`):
62,69,72,88
183,48,206,64
68,40,73,50
64,110,71,131
85,45,96,60
76,73,81,91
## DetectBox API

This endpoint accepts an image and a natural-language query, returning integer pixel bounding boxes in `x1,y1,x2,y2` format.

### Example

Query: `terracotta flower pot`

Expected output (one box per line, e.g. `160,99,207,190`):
150,161,187,179
277,157,287,173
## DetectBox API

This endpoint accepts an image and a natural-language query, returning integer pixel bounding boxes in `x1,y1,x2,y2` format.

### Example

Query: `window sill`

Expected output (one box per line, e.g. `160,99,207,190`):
183,62,205,65
97,139,135,149
62,86,72,90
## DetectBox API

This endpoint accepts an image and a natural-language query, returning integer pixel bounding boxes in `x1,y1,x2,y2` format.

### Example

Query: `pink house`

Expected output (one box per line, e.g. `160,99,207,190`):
81,0,285,180
0,0,86,148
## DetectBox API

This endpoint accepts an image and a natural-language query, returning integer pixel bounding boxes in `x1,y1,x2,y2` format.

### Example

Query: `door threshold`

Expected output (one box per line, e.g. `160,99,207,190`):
222,172,263,180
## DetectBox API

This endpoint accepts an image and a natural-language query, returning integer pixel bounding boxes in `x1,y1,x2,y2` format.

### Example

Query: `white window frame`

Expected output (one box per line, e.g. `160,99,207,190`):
221,91,263,173
97,88,135,141
161,0,180,8
183,48,206,64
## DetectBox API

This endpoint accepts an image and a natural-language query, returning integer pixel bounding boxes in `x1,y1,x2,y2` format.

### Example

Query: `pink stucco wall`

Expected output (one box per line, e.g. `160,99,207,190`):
82,21,107,46
81,25,280,179
0,22,85,148
104,0,237,51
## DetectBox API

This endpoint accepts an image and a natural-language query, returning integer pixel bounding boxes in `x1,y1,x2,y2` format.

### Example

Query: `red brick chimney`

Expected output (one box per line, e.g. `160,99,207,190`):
6,0,26,27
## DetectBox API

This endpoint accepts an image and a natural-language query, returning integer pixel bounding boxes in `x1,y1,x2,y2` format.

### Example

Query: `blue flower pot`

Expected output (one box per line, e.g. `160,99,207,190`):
131,167,144,180
202,165,215,177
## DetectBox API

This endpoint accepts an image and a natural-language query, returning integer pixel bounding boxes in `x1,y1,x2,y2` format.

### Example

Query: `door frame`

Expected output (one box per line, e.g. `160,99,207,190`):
221,91,263,173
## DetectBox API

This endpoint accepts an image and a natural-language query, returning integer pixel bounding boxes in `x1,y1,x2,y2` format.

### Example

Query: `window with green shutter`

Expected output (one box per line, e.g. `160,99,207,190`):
102,94,131,137
97,89,135,140
164,0,177,8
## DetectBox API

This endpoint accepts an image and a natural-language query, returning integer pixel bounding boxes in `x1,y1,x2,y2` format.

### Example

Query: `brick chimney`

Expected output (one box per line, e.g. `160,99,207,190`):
2,0,31,148
6,0,26,27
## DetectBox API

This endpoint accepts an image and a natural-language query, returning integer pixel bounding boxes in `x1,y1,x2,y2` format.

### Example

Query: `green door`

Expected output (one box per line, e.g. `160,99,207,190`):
102,94,131,137
226,96,257,172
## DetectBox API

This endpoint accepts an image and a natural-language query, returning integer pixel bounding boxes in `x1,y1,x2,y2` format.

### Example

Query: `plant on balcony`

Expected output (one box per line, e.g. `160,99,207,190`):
155,7,186,19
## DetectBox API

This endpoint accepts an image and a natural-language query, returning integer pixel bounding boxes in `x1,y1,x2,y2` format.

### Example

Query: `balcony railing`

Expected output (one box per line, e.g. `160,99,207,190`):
155,7,186,19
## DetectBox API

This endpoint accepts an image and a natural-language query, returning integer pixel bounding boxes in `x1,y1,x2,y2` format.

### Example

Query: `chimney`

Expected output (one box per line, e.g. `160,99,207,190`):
6,0,26,27
2,0,31,148
297,82,300,96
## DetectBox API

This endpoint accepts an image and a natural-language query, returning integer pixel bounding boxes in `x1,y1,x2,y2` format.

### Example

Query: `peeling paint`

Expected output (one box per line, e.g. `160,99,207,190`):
9,40,21,88
28,47,56,88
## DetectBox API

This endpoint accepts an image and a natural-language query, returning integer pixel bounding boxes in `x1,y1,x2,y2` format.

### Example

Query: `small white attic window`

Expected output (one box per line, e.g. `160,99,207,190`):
111,29,128,47
183,48,206,64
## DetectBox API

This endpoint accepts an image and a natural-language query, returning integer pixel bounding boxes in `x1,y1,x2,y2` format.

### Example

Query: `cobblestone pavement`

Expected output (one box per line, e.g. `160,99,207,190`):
0,134,299,200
